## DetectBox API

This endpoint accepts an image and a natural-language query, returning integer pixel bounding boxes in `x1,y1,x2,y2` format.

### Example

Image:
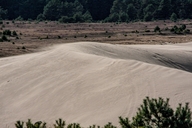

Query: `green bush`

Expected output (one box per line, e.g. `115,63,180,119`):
184,29,190,34
170,25,187,34
14,97,192,128
154,26,161,33
103,122,116,128
67,123,81,128
12,31,17,36
54,118,65,128
22,46,26,49
3,29,11,36
145,30,150,32
15,121,24,128
15,119,46,128
120,97,192,128
84,35,87,38
1,35,8,41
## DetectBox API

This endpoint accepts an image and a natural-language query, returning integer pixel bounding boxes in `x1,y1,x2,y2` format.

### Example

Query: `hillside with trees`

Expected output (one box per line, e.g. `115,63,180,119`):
0,0,192,22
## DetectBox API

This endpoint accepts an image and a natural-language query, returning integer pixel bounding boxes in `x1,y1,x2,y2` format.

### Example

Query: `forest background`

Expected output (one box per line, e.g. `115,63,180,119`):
0,0,191,23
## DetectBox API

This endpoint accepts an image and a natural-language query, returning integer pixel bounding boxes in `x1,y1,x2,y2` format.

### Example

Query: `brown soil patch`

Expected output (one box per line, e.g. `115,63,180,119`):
1,20,192,57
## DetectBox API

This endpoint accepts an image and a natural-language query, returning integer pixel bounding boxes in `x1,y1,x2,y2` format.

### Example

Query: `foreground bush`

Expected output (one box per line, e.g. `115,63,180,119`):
15,97,192,128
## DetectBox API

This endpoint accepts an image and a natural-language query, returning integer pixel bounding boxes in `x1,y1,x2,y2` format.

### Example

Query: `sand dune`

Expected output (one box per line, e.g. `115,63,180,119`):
1,42,192,127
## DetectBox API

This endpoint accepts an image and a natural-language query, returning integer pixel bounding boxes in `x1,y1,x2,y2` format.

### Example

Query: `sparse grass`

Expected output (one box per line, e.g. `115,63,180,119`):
1,20,192,57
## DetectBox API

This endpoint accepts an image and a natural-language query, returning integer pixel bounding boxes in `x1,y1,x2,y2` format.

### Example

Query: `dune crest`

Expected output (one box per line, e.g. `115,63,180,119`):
1,42,192,127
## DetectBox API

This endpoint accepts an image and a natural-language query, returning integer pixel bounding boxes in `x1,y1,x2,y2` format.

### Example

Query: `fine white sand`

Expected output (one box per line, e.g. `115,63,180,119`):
1,42,192,127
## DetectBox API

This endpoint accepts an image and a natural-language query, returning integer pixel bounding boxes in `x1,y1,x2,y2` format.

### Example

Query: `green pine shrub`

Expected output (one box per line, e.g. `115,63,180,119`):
3,29,11,36
154,26,161,33
13,97,192,128
12,31,17,36
67,123,81,128
22,46,26,49
170,24,187,34
84,35,87,38
1,35,8,41
54,118,65,128
15,121,24,128
119,97,192,128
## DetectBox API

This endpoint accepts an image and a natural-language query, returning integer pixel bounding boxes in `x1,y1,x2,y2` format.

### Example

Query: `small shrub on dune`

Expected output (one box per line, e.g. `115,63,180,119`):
184,29,190,34
54,118,65,128
170,25,187,34
12,31,17,36
84,35,87,38
67,123,81,128
22,46,26,49
0,38,3,42
15,121,24,128
1,35,8,41
3,29,11,36
15,119,46,128
103,122,116,128
145,30,150,32
154,26,161,33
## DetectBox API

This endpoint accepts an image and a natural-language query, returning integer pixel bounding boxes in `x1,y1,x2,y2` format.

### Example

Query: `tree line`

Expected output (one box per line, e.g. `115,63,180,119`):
0,0,192,22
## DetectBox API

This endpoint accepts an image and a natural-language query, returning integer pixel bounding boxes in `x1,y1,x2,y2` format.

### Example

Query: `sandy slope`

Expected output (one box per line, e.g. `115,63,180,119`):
1,42,192,127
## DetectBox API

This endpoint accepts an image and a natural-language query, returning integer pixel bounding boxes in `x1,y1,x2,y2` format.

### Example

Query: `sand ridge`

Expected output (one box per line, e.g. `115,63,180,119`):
1,42,192,127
